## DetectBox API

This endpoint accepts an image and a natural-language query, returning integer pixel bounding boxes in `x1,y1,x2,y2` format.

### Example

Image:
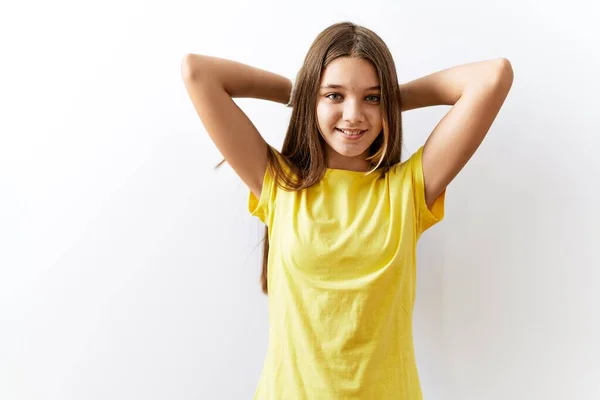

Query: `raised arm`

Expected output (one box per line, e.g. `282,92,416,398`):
180,54,292,198
400,58,514,209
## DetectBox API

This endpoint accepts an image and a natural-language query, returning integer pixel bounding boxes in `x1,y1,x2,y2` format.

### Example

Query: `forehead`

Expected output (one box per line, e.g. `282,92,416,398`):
320,57,380,90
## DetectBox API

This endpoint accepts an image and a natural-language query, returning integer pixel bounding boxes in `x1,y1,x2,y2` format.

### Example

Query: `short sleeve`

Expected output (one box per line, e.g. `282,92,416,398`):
248,147,289,225
248,164,276,225
409,145,446,235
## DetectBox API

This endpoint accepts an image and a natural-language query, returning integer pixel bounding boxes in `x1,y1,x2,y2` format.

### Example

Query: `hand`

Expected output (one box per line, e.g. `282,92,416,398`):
286,78,295,108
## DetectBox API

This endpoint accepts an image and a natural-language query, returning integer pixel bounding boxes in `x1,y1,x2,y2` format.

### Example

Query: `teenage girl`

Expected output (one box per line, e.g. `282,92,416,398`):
182,21,513,400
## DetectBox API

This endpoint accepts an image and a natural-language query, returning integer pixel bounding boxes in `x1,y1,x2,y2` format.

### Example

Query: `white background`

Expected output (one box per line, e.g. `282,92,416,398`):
1,0,599,399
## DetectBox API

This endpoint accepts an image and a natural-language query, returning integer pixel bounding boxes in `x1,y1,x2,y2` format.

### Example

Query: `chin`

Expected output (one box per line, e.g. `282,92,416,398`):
330,134,377,155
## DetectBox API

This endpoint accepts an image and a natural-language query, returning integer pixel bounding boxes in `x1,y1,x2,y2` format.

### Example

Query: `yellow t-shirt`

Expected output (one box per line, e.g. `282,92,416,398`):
248,145,445,399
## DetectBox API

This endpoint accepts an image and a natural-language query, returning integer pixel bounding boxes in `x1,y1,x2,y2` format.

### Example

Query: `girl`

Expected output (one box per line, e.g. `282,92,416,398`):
182,21,513,400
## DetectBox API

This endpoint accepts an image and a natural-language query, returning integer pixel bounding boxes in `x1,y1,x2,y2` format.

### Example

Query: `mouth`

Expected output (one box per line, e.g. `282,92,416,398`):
335,128,367,140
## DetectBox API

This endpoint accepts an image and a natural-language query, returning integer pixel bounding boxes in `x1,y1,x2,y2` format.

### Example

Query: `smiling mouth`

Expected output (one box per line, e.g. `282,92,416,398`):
335,128,367,136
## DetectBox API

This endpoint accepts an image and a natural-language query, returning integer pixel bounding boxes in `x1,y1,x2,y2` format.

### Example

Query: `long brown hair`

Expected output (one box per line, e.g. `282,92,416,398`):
217,21,404,294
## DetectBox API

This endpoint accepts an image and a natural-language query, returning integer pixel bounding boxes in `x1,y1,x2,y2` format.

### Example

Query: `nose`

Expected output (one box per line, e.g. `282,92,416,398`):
342,98,365,123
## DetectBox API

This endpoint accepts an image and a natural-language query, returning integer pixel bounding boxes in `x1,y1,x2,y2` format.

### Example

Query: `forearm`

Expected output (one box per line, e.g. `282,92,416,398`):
182,54,292,105
400,58,510,112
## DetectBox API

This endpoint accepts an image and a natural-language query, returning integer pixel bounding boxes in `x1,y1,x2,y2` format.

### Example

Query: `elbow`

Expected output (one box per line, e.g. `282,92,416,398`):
181,53,199,81
493,58,514,90
181,53,207,82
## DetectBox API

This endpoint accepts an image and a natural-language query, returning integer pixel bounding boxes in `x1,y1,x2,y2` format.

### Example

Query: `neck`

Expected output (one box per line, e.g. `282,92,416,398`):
326,152,371,172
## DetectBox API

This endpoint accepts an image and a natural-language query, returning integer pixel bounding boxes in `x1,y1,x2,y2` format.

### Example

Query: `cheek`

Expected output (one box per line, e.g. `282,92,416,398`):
367,109,382,127
316,105,338,130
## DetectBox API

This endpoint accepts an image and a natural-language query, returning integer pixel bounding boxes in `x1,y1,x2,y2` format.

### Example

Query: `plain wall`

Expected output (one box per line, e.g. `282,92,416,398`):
1,0,599,399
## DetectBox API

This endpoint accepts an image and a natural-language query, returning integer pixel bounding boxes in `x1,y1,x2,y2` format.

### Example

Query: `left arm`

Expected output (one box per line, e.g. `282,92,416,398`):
400,58,514,209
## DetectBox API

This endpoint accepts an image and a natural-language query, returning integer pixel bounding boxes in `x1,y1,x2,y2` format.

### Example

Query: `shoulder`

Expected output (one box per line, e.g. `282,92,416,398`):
388,146,424,180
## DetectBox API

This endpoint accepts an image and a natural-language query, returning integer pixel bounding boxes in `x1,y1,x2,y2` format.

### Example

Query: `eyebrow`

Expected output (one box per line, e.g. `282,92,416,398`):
320,84,381,90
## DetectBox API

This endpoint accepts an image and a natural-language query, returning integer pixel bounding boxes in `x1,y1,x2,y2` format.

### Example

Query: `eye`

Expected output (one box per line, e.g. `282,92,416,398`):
325,93,381,102
325,93,342,101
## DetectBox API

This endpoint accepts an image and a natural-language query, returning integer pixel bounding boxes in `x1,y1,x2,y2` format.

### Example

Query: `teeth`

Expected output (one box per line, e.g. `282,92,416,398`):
338,129,364,135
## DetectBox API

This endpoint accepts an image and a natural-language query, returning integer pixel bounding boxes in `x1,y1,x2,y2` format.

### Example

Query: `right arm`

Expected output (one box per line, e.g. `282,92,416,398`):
180,54,292,198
